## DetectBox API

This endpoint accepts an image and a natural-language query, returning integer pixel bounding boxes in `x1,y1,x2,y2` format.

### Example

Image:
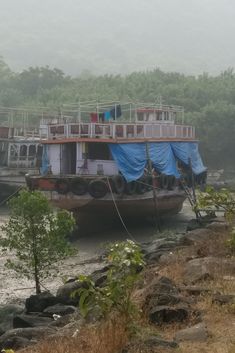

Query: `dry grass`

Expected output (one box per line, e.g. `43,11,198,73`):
19,314,129,353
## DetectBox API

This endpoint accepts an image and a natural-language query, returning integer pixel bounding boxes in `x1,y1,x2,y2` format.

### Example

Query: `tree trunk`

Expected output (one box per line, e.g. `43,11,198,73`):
34,268,41,294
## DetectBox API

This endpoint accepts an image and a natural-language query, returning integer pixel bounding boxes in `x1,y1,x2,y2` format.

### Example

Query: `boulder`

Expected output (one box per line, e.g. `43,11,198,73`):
175,323,208,342
90,266,109,287
43,304,77,317
0,336,30,350
184,257,235,284
56,281,83,305
13,314,53,328
212,294,235,305
185,228,215,244
149,304,189,324
25,292,59,313
143,336,178,348
0,326,55,351
0,304,24,333
206,221,228,232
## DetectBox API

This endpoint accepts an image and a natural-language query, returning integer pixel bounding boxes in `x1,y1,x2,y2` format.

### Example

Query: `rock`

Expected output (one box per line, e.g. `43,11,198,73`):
212,294,235,305
90,266,109,287
184,257,235,284
149,293,182,307
143,336,178,348
25,292,59,313
175,323,208,342
13,314,53,328
0,336,30,350
146,277,180,311
179,286,214,296
185,228,215,244
149,304,189,324
122,336,178,352
187,219,204,231
0,327,55,351
56,281,83,305
49,314,76,328
144,250,170,264
158,252,179,265
206,221,228,232
0,304,24,333
43,304,77,317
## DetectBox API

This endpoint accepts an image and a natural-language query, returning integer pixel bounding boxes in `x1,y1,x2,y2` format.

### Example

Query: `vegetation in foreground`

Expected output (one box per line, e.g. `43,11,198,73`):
0,189,75,294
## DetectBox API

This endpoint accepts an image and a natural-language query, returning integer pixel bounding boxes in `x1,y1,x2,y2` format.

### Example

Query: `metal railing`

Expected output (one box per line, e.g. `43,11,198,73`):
47,122,195,140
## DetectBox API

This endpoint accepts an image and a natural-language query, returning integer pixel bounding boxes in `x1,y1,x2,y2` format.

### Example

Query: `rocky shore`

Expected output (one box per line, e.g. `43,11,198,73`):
0,215,234,353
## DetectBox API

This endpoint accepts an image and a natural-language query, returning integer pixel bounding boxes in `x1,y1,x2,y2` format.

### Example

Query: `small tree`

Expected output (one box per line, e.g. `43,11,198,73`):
0,189,75,294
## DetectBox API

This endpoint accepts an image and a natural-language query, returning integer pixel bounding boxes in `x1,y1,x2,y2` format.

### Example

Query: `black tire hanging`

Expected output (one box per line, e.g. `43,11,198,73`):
88,179,108,199
111,175,126,194
136,176,147,194
70,177,88,196
55,179,70,194
167,175,176,190
125,181,137,195
160,174,168,189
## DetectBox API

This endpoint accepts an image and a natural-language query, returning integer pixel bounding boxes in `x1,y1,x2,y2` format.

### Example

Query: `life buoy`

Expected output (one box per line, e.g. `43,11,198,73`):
88,179,108,199
111,175,126,194
70,177,87,196
55,179,70,194
125,181,137,195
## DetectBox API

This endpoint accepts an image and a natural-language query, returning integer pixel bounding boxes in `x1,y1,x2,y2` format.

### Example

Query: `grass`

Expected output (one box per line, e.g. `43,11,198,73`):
19,314,129,353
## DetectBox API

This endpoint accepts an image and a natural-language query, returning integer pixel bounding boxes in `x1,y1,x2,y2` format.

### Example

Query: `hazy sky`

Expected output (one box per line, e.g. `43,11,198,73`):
1,0,235,75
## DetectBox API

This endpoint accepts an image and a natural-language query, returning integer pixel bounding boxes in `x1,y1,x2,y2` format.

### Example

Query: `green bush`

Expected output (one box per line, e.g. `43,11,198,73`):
72,240,145,320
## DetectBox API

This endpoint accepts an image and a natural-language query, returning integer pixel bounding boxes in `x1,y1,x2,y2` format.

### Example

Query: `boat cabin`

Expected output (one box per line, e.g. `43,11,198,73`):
37,102,195,177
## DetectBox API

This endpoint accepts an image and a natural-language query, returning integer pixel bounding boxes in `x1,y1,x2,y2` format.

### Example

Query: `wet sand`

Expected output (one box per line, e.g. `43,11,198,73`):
0,202,194,304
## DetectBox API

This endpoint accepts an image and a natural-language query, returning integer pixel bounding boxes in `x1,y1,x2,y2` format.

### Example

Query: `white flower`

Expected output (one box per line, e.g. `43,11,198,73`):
123,259,131,266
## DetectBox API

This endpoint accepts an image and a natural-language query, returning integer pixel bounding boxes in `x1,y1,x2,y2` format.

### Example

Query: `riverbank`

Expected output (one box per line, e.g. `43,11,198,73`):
0,213,233,353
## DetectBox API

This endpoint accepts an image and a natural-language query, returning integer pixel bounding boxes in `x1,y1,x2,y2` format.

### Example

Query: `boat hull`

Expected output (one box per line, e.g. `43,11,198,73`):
41,188,186,219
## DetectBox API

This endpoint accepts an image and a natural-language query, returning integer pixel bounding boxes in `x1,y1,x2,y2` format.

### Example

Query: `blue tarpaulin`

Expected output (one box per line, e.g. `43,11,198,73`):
40,145,50,176
171,142,207,175
109,142,206,182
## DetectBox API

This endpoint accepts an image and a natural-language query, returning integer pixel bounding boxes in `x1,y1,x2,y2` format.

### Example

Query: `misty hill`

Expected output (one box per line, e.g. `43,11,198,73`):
1,0,235,76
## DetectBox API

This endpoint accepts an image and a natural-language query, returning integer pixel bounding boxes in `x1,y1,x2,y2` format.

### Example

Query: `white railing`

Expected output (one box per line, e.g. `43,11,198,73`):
47,123,195,140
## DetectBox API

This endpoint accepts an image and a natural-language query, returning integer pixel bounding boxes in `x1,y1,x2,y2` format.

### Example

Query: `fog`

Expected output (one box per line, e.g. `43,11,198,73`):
0,0,235,75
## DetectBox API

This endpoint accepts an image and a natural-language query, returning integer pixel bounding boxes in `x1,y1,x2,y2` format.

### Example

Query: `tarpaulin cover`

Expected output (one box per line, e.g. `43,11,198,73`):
109,142,206,182
171,142,207,175
40,145,50,176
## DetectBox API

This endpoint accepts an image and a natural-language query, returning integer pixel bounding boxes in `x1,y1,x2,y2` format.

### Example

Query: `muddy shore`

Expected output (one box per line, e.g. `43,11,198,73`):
0,202,194,305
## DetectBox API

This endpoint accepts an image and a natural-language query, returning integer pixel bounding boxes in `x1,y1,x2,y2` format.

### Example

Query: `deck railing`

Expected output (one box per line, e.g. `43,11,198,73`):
46,122,195,140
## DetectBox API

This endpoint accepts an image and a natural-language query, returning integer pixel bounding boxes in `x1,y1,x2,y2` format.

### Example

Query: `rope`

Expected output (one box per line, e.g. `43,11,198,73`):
106,178,137,242
0,185,24,207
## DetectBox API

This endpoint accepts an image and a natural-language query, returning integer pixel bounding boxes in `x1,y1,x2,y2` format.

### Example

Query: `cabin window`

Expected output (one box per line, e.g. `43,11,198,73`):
20,145,27,157
87,143,112,160
29,145,36,156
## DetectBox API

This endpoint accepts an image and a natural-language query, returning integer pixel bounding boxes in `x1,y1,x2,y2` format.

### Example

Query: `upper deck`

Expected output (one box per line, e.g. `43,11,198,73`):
0,102,196,143
40,101,195,142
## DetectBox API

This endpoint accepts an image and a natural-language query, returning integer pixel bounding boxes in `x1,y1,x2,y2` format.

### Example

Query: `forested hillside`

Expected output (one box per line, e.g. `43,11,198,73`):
0,58,234,169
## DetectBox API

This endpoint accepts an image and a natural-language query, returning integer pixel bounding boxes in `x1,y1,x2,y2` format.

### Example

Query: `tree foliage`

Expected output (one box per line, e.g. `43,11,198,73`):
0,189,75,294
